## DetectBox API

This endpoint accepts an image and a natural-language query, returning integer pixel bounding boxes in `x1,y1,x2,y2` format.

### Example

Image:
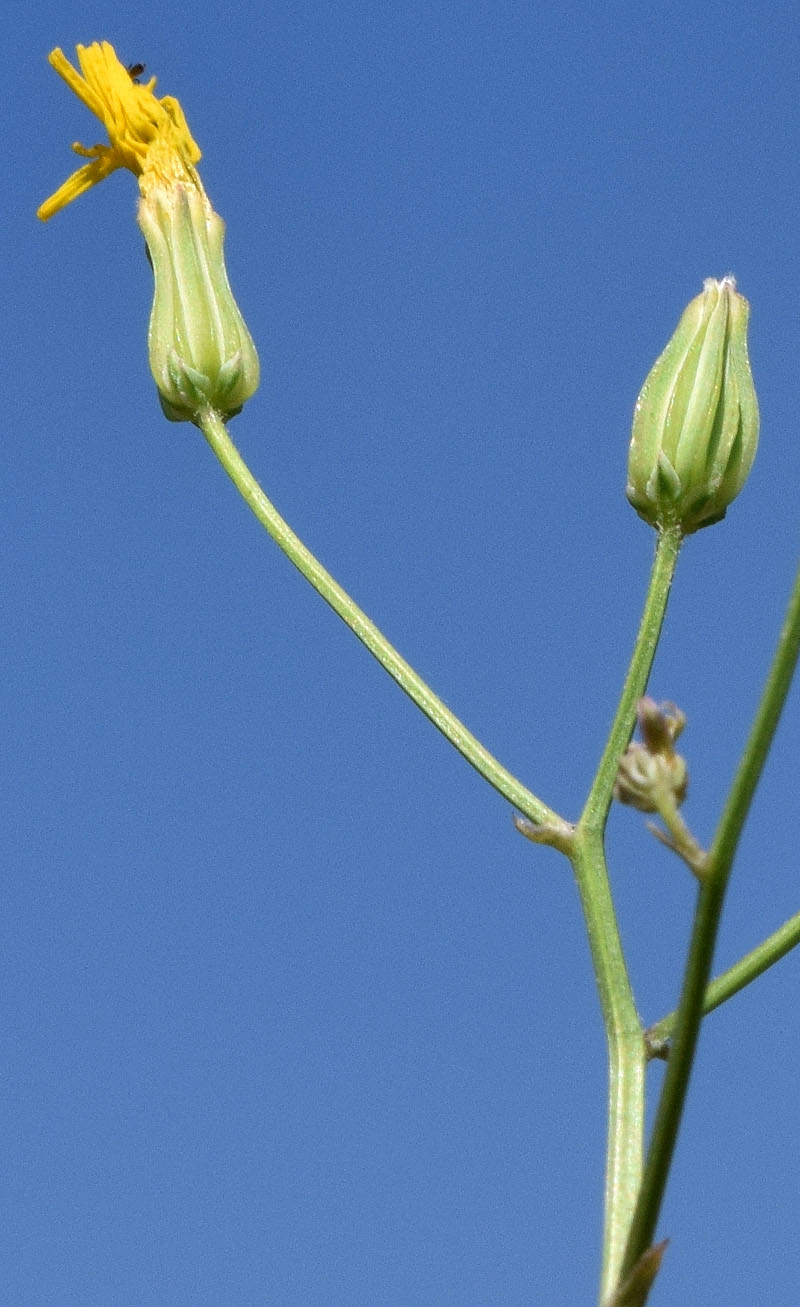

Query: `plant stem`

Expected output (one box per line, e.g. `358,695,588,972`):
646,904,800,1051
570,833,646,1306
570,526,682,1303
581,527,683,834
197,408,565,830
619,552,800,1283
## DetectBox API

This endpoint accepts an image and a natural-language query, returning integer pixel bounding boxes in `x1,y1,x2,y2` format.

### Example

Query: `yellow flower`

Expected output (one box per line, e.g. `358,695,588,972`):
38,42,259,424
37,42,202,220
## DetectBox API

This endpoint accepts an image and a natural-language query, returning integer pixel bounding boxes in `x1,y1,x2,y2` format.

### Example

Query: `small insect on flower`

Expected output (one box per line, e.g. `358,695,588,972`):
37,41,260,423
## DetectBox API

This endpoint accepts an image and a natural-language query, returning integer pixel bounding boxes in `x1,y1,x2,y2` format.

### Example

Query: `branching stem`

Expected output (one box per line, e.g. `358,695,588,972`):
619,552,800,1284
571,526,682,1302
647,905,800,1051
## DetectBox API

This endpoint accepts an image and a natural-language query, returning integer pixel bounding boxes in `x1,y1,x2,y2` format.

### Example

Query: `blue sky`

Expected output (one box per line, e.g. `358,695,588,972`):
8,2,800,1303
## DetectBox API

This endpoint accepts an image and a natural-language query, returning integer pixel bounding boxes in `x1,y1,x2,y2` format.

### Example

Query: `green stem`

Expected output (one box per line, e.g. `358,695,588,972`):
197,408,565,830
581,528,683,834
570,834,646,1306
619,553,800,1284
647,904,800,1051
570,526,682,1303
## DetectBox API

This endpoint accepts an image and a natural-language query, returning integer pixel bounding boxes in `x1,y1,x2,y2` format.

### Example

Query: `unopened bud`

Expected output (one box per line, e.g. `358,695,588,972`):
614,699,688,813
627,277,758,535
614,742,688,814
137,182,260,424
637,697,685,754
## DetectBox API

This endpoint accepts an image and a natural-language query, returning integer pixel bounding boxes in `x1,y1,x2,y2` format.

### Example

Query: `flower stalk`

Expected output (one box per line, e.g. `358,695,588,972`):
197,408,566,829
570,527,682,1302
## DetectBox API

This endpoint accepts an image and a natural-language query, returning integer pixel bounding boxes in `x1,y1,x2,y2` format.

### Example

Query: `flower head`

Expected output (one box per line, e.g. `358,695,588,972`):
626,277,759,536
37,42,202,220
38,42,259,424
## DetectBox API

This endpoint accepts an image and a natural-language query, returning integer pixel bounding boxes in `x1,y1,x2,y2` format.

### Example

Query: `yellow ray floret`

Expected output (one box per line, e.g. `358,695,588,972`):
38,42,202,220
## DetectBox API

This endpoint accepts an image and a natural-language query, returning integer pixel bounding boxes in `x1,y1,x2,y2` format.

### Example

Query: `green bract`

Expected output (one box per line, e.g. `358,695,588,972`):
137,183,260,424
626,277,759,535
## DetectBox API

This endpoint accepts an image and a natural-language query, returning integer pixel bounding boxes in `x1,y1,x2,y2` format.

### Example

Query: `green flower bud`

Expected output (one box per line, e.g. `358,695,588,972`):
137,181,260,424
626,277,758,535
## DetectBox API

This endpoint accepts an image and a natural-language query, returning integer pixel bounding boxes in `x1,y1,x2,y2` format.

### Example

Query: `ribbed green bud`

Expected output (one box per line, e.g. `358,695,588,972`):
626,277,758,535
137,182,260,424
